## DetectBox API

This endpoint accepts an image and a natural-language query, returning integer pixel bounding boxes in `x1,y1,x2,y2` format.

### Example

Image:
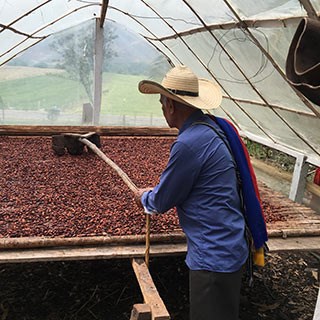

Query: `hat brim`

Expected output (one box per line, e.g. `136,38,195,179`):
138,78,222,110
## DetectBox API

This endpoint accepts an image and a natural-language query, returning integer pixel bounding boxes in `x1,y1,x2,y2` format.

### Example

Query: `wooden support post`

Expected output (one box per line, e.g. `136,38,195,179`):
82,103,93,124
130,304,151,320
289,154,309,203
93,18,104,125
131,258,170,320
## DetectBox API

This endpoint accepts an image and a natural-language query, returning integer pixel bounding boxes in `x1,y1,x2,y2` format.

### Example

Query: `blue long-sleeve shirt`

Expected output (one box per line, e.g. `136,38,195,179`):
141,110,248,272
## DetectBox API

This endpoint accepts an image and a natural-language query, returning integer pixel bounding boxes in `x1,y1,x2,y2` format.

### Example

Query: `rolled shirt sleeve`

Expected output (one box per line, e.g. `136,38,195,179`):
141,141,200,214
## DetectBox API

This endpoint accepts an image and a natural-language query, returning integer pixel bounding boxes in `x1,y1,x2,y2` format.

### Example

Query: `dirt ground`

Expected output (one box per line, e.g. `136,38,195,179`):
0,251,319,320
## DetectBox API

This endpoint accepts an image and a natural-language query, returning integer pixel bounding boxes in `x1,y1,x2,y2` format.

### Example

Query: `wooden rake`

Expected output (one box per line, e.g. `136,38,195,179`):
51,132,151,267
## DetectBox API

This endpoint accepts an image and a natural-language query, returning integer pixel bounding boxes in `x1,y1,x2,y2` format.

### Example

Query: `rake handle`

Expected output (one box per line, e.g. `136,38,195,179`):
80,137,151,267
80,137,138,192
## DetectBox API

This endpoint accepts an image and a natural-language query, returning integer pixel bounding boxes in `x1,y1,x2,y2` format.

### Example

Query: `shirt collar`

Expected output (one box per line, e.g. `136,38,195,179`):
179,109,205,134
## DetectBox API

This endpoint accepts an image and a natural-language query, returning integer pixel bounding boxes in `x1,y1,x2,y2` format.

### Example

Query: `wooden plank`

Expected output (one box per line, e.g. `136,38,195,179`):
0,236,319,264
0,233,186,249
252,158,320,197
0,125,178,136
268,229,320,238
0,243,187,264
267,236,320,251
244,131,320,167
130,304,151,320
132,258,170,320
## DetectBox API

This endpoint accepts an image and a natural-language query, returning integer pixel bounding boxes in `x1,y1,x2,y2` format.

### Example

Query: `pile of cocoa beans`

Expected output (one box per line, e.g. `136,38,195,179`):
0,136,283,238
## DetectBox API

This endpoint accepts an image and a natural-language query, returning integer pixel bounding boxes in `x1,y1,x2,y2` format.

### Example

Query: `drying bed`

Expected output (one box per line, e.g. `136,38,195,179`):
0,136,319,240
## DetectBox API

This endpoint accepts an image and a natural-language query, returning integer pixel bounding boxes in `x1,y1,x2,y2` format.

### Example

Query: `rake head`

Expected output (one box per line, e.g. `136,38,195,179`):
52,132,101,156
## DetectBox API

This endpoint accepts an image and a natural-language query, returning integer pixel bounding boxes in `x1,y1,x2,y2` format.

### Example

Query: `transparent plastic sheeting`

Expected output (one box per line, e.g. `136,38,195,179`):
239,102,318,155
310,0,320,12
0,0,319,165
0,18,167,127
0,1,100,64
230,0,305,20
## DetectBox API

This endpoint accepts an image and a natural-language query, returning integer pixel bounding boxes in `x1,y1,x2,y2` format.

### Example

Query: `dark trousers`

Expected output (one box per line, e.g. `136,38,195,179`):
189,267,243,320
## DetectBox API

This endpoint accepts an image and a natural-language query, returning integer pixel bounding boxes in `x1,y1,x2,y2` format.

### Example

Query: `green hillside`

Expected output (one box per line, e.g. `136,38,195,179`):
0,70,161,117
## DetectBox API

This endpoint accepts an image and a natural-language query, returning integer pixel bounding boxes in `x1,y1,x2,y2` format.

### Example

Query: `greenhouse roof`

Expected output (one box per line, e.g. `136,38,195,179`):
0,0,319,166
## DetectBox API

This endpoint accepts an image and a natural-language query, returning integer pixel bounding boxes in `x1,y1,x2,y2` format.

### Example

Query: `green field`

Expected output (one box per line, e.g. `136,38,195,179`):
0,68,162,117
101,73,161,116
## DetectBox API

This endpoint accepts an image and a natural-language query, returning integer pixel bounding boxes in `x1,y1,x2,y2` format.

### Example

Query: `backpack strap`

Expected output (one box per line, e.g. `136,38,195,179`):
191,121,242,193
191,120,255,285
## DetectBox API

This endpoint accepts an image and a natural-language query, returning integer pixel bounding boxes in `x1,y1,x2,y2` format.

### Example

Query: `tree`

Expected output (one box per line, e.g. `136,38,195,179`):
50,20,117,104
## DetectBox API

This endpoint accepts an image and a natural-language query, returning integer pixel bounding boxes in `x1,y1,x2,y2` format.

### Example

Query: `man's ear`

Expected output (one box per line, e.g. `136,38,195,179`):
168,99,175,114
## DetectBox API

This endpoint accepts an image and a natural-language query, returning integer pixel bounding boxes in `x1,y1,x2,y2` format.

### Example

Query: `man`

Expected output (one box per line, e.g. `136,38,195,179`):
134,65,249,320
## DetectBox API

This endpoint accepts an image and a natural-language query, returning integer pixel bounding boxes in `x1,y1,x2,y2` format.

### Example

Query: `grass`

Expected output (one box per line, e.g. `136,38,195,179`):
0,67,162,117
0,74,85,110
101,73,161,116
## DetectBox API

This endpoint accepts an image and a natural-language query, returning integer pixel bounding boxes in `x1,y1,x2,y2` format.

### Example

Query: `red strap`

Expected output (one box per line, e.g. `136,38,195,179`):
224,119,265,220
314,168,320,186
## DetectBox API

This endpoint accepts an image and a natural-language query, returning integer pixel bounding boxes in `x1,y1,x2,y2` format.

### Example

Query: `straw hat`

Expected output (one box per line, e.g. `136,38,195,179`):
138,65,222,110
286,18,320,106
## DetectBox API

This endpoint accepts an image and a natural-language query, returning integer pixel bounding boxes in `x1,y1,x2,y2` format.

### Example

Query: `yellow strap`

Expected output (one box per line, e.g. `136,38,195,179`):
253,247,265,267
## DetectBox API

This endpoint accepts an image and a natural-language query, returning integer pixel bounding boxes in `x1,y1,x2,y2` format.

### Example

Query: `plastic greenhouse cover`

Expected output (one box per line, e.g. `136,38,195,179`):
0,0,319,166
310,0,320,12
232,0,306,20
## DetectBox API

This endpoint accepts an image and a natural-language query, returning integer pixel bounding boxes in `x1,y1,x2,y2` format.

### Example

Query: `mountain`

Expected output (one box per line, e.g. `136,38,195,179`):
9,20,165,75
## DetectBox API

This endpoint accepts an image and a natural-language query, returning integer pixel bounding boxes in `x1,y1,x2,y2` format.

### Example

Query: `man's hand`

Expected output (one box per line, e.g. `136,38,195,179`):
134,187,153,208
